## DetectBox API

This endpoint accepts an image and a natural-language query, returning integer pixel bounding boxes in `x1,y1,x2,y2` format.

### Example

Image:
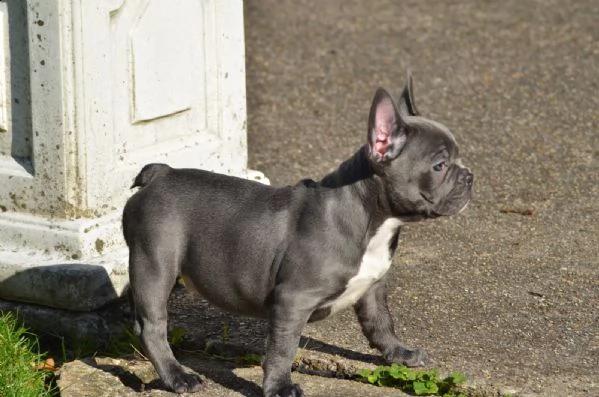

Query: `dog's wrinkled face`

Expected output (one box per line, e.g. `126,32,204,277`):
367,77,473,220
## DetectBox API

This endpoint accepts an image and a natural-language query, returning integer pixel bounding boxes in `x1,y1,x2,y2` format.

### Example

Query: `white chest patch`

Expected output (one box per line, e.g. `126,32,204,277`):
328,218,402,315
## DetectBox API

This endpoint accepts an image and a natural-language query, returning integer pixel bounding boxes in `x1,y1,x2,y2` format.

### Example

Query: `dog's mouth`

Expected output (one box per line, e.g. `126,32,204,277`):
423,185,472,217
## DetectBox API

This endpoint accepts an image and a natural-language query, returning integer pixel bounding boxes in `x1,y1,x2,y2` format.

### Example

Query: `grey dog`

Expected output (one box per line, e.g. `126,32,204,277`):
122,76,473,396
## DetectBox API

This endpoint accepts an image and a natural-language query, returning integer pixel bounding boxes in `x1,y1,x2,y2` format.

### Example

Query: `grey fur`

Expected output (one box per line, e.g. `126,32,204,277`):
122,77,473,396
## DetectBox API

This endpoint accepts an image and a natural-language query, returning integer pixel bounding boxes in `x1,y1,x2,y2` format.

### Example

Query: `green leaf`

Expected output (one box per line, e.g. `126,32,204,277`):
413,380,439,395
221,321,230,342
169,326,187,346
388,369,406,380
356,368,372,379
413,381,428,395
233,353,263,366
388,364,413,381
373,366,386,377
367,374,378,384
447,371,467,385
420,368,439,382
406,370,417,381
425,380,439,394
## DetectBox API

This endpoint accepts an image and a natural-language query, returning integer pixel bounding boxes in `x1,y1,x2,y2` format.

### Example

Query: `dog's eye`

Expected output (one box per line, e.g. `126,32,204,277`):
433,161,446,172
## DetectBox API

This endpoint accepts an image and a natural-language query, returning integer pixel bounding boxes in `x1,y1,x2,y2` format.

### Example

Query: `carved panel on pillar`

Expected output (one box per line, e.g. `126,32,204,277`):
78,0,227,212
115,0,209,148
130,0,203,124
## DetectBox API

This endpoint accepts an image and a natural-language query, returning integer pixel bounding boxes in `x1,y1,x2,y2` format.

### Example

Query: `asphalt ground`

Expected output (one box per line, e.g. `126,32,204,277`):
243,0,598,395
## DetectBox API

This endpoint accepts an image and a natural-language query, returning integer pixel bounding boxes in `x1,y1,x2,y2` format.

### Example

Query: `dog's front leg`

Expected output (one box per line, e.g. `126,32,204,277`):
262,289,313,397
354,279,426,367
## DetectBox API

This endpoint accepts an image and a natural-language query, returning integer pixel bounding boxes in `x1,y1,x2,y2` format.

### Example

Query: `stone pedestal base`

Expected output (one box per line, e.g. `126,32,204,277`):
0,0,256,316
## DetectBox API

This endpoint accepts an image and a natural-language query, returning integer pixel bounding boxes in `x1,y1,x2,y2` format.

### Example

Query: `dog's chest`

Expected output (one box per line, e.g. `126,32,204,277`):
328,218,402,314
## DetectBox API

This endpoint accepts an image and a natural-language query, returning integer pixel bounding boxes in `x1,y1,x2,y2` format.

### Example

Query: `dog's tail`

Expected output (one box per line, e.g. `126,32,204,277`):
131,163,171,189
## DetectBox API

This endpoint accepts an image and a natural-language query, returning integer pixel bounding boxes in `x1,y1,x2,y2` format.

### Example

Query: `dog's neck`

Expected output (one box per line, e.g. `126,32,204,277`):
317,146,398,228
320,146,375,189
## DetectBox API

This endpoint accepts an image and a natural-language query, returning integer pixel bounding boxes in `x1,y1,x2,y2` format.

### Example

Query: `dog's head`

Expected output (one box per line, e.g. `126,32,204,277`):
366,76,473,220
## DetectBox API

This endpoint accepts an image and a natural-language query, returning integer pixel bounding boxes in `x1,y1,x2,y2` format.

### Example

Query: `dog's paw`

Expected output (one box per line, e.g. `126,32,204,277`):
275,384,305,397
384,346,427,367
168,372,204,394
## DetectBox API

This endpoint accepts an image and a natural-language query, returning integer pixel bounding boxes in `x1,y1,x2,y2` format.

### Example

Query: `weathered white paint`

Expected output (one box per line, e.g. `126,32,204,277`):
329,218,402,314
0,0,264,311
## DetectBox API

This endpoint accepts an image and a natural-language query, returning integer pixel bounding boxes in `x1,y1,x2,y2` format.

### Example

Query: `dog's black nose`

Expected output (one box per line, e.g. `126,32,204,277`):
465,173,474,187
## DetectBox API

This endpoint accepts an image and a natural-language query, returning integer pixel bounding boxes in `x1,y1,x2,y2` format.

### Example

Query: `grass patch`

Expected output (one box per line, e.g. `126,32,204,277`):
0,312,57,397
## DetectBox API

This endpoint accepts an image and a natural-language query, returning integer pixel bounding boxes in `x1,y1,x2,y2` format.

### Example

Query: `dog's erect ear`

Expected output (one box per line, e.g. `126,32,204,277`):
397,74,419,118
367,88,407,163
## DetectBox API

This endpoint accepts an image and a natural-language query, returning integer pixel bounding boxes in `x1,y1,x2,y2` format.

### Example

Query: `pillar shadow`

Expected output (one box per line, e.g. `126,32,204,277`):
0,262,127,358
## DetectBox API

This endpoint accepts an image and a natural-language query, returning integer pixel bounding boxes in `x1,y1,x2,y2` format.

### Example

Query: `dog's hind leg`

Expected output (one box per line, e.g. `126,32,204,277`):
126,287,141,336
354,279,426,367
129,248,203,393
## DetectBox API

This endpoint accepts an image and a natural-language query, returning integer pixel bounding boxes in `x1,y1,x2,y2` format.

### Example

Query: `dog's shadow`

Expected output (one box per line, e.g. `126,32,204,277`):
167,287,384,395
88,350,264,395
173,336,382,396
89,336,381,396
90,359,164,393
299,336,383,364
92,286,383,395
170,330,383,396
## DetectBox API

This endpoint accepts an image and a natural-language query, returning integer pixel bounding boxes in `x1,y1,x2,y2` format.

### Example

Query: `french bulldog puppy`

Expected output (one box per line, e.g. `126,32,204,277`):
122,76,473,396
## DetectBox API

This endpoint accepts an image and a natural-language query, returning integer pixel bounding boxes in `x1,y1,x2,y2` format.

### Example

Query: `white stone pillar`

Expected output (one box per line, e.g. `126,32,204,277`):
0,0,260,312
